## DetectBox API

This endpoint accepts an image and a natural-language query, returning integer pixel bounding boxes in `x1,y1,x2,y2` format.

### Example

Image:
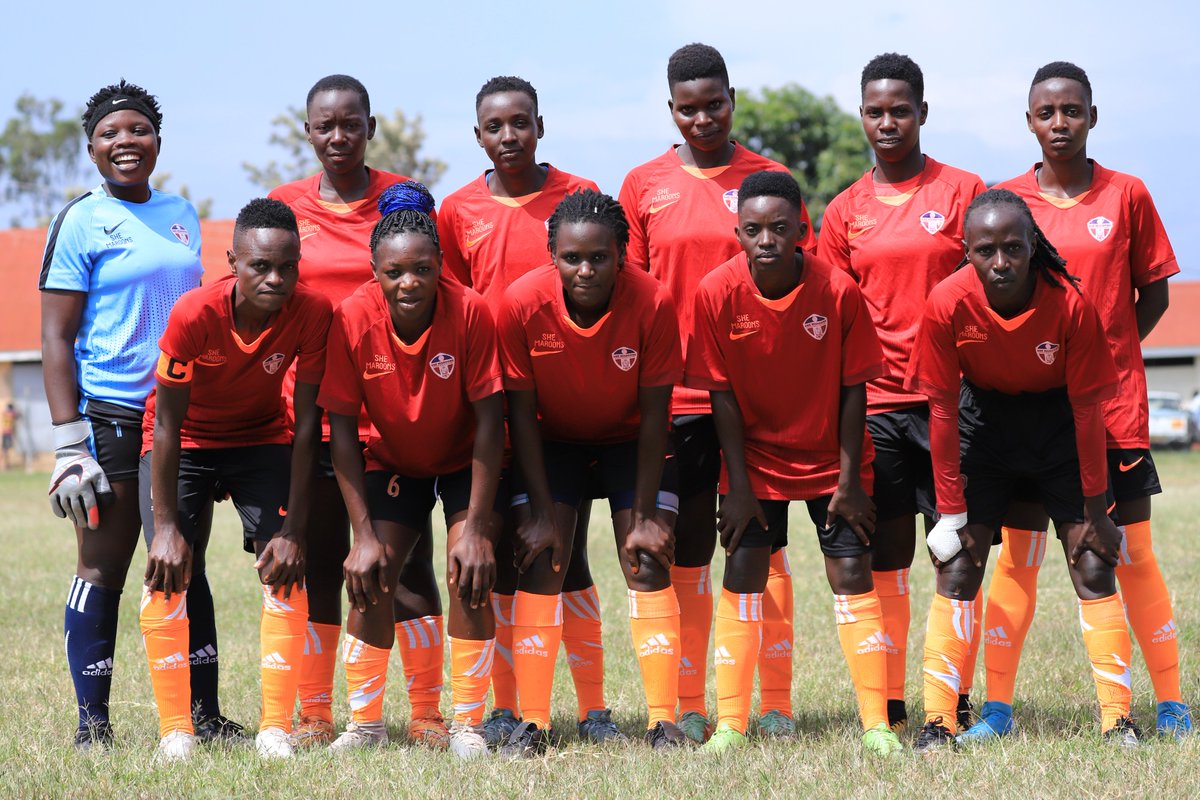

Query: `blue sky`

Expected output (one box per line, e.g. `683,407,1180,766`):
6,0,1197,277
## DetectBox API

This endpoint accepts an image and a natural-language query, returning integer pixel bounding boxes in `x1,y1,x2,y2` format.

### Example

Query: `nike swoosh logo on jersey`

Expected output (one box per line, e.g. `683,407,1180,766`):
103,221,125,235
847,226,874,239
649,200,679,214
729,330,759,341
530,349,564,357
956,339,987,347
466,231,493,248
1118,456,1145,472
300,232,318,241
362,370,392,380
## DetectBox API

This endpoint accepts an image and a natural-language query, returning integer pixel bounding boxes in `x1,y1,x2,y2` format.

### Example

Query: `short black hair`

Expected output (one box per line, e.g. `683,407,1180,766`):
234,198,298,240
476,76,538,115
547,189,629,256
961,188,1081,294
82,80,162,137
667,43,729,89
738,170,803,212
860,52,924,103
306,74,370,115
370,181,438,253
1030,61,1092,105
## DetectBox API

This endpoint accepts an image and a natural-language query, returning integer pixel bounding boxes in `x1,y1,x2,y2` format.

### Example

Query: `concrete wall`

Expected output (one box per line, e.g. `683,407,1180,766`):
1146,358,1200,400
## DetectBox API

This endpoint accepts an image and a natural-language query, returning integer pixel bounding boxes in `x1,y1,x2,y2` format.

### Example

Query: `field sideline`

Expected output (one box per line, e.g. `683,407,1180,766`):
1,454,1197,798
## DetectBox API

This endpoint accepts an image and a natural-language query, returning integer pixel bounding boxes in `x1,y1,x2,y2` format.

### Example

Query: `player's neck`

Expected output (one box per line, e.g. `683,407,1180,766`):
1035,155,1092,199
752,252,804,299
564,293,611,329
487,163,548,198
677,140,735,170
987,275,1037,319
873,150,925,185
232,291,276,338
320,165,372,204
104,180,151,204
390,301,436,345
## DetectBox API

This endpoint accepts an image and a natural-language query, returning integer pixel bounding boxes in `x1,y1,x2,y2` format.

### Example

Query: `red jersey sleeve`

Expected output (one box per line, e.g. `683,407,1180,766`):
158,296,209,367
1127,179,1180,288
838,279,885,386
437,199,471,288
619,171,650,271
638,285,683,387
684,280,730,392
928,394,966,514
905,287,961,401
1072,400,1108,498
463,297,504,402
1065,295,1120,407
498,293,535,392
294,295,334,385
317,309,363,417
815,196,853,276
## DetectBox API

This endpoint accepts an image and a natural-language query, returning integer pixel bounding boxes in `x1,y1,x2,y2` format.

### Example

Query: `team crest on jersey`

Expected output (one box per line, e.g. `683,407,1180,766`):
429,352,455,379
722,189,739,213
611,346,638,372
1087,216,1114,242
1035,341,1060,365
170,224,190,245
803,314,828,341
262,353,285,374
919,210,945,234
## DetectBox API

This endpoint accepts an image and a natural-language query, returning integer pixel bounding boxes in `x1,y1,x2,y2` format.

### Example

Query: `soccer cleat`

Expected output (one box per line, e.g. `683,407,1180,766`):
1103,717,1143,749
482,708,521,748
956,693,974,730
192,713,248,743
255,726,294,759
862,723,904,757
499,721,550,759
957,701,1015,744
408,707,450,749
73,721,114,752
1156,701,1193,738
887,699,908,735
330,720,389,751
447,721,490,761
914,719,956,754
155,730,196,763
578,709,626,743
677,710,713,743
700,723,749,754
756,710,796,739
291,715,335,748
644,720,689,749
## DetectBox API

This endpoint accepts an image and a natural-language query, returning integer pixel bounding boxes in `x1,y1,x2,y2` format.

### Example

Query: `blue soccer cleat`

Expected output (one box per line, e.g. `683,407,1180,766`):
956,701,1015,744
1157,700,1193,738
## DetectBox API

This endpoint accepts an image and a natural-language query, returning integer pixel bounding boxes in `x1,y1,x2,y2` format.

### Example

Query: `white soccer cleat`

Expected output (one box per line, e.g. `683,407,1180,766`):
155,730,196,763
448,721,490,761
329,721,389,751
255,726,295,759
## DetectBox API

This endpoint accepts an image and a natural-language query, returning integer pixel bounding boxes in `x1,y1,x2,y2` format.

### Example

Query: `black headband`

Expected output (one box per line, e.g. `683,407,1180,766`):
84,95,160,138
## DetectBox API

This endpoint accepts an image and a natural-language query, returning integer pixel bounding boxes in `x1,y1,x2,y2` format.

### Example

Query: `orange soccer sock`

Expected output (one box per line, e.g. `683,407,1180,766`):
671,564,713,718
1117,520,1182,703
833,591,889,731
1079,594,1134,730
982,528,1046,704
449,636,495,725
512,591,563,729
343,634,391,724
396,615,445,716
872,568,910,703
961,592,984,696
139,588,192,737
628,587,682,728
758,549,794,717
922,593,976,733
260,585,309,732
298,621,341,723
490,593,519,714
562,587,606,719
713,589,762,735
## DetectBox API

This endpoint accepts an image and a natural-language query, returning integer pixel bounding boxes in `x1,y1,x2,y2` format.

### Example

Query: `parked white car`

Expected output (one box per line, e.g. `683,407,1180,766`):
1148,391,1194,449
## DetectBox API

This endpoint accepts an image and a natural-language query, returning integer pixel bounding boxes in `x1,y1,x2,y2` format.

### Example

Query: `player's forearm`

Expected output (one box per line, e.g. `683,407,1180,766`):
836,384,867,490
711,390,752,494
329,412,374,543
151,422,183,535
507,390,555,515
465,393,504,534
928,393,966,515
1135,278,1169,341
283,382,321,537
632,385,671,521
41,325,82,424
1072,400,1109,500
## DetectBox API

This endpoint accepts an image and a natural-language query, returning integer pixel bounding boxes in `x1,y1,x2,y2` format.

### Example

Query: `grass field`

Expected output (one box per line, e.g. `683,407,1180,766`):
2,453,1198,799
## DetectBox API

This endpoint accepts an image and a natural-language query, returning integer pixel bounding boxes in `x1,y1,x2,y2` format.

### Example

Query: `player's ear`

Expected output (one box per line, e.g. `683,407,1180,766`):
796,220,809,242
918,101,929,126
474,125,483,147
304,120,312,143
366,115,377,141
536,115,545,140
728,86,736,111
1026,110,1034,134
1089,105,1098,130
87,141,97,164
227,249,236,273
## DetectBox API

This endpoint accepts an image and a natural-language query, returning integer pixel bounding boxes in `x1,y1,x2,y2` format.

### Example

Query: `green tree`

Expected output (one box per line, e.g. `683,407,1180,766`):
243,106,448,191
0,94,86,227
732,84,872,228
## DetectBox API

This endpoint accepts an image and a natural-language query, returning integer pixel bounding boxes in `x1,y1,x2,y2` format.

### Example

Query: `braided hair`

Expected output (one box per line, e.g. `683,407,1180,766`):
82,79,162,137
547,189,629,257
369,181,438,254
960,188,1081,294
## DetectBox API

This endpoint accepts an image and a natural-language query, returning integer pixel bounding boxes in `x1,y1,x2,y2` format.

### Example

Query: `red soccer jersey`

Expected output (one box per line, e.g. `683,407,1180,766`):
685,253,884,501
906,267,1119,512
818,157,985,413
619,143,817,416
318,278,502,477
142,275,332,453
997,163,1180,449
498,264,681,444
438,165,599,313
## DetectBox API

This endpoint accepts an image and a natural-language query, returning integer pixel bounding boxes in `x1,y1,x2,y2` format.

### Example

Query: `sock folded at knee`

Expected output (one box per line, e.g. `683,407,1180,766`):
260,585,309,732
833,591,889,731
489,593,518,714
872,568,909,703
185,571,220,720
1117,520,1182,704
396,615,444,715
298,621,341,723
562,586,606,719
512,591,563,729
343,634,391,725
629,587,681,728
140,588,192,738
450,636,495,725
713,589,762,735
64,576,121,729
758,549,794,717
1079,594,1133,731
672,564,713,718
922,593,975,733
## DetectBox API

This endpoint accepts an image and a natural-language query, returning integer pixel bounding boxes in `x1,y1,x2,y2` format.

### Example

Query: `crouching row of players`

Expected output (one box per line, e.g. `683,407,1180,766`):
135,172,1138,761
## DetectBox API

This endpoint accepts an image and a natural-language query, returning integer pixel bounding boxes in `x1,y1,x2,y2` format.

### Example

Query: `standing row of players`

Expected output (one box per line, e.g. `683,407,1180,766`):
40,44,1186,761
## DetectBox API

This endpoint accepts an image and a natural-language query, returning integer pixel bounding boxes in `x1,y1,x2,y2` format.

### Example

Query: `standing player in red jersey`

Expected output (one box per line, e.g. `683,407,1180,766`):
138,198,331,761
817,53,986,734
963,62,1190,742
269,75,448,748
496,189,686,757
907,189,1139,751
318,184,504,759
619,43,816,742
438,76,618,745
688,171,898,756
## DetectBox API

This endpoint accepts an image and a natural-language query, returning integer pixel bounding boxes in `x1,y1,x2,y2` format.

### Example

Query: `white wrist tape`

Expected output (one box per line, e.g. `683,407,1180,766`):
927,512,968,561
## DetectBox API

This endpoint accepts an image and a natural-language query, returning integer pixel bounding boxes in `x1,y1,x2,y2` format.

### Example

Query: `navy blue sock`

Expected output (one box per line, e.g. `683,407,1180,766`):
64,576,121,729
186,572,221,719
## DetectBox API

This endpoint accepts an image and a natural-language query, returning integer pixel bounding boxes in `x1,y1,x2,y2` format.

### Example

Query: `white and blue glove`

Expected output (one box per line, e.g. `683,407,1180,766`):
48,419,111,530
927,512,968,562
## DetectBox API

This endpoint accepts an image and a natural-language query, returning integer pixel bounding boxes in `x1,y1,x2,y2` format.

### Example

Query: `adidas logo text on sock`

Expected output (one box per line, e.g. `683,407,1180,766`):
639,633,674,658
190,644,218,666
261,651,291,671
152,652,188,671
714,646,736,666
856,631,895,655
678,656,698,677
514,634,549,658
1152,620,1178,643
985,627,1013,647
763,640,792,660
82,657,114,676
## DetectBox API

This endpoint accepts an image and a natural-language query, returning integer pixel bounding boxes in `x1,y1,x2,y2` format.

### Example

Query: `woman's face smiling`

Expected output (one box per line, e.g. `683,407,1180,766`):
88,109,159,202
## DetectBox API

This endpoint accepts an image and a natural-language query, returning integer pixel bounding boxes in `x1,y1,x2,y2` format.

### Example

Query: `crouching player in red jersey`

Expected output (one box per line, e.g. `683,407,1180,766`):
907,189,1137,751
318,183,504,760
497,189,686,757
138,198,332,761
687,171,898,756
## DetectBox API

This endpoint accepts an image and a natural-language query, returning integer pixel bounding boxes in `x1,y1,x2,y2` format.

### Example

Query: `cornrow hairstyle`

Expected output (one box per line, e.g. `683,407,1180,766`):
1031,61,1092,105
307,74,371,115
234,198,298,238
369,181,438,253
667,43,729,89
960,188,1081,294
738,170,803,211
860,52,924,103
476,75,538,115
82,79,162,138
547,189,630,257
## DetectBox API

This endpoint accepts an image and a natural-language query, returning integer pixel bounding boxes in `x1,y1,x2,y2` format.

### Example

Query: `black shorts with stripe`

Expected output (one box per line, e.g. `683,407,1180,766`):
83,399,143,482
1107,447,1162,503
